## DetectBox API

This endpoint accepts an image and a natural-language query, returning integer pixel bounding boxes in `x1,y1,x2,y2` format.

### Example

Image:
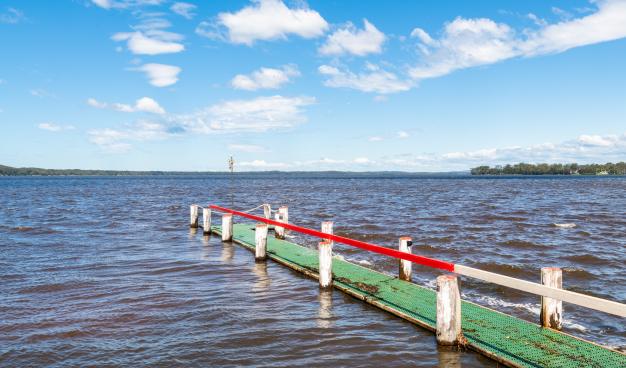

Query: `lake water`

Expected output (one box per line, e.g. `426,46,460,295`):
1,175,624,366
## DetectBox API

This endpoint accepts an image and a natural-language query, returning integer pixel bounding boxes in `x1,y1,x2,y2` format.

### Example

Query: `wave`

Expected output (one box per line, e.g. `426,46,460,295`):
553,223,576,228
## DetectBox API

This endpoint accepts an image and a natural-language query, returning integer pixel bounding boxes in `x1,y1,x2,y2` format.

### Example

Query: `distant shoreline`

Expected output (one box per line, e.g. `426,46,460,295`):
2,164,625,178
0,165,469,177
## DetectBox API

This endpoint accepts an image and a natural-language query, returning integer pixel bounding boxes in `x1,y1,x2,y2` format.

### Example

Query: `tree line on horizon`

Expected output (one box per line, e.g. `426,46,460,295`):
471,162,626,175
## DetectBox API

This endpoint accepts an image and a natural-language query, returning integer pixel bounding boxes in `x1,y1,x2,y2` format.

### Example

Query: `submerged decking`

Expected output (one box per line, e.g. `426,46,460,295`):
211,223,625,368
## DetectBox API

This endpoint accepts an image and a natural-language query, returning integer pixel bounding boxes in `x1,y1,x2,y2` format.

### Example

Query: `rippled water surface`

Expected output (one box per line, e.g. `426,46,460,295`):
1,175,624,366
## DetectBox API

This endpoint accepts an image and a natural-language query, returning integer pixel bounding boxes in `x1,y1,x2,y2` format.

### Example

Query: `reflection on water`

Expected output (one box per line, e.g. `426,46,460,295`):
1,175,624,366
317,289,333,329
221,242,234,262
438,346,462,368
252,261,270,292
201,234,210,247
188,227,197,238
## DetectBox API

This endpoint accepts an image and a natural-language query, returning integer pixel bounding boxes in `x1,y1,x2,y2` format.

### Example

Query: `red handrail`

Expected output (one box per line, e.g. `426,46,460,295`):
210,204,455,272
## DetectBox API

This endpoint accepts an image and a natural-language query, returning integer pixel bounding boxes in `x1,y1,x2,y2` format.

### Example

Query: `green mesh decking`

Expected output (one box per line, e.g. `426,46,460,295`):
212,223,625,368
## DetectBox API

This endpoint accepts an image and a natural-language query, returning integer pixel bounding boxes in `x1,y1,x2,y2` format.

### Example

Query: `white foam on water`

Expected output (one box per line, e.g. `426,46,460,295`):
473,295,541,315
554,223,576,228
563,320,588,332
358,259,373,266
332,254,346,261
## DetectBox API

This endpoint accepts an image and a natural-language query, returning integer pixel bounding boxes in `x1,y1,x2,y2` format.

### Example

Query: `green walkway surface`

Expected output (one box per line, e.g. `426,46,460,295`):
212,223,625,368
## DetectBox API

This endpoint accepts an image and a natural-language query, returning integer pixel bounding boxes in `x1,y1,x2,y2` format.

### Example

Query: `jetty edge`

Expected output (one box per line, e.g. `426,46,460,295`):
190,203,626,368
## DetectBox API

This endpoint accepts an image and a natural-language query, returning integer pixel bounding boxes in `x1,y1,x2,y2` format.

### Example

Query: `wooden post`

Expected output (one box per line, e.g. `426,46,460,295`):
202,207,211,235
189,204,199,228
221,213,233,241
263,204,271,219
278,206,288,235
436,275,462,345
321,221,333,243
398,237,412,281
319,241,333,289
541,267,563,330
255,223,269,261
274,213,285,239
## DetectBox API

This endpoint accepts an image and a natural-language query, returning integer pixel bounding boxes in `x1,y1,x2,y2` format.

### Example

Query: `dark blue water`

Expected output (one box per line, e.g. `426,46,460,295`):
1,175,624,366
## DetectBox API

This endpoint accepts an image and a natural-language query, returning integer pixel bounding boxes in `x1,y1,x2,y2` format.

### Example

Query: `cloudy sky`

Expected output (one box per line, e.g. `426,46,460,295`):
1,0,625,171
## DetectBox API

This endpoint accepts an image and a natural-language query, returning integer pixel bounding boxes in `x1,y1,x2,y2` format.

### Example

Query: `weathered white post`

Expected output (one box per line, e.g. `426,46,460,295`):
255,223,269,261
202,207,211,235
263,204,271,219
221,213,233,241
274,213,285,239
398,236,412,281
278,206,288,235
541,267,563,330
436,275,462,345
189,204,199,228
321,221,333,243
319,241,333,288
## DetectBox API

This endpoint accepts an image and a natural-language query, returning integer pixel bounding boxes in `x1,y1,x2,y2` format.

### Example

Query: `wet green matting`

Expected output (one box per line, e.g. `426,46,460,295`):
211,223,625,368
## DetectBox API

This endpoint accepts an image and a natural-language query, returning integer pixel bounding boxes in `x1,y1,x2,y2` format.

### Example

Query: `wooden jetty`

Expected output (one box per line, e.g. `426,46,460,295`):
191,204,626,368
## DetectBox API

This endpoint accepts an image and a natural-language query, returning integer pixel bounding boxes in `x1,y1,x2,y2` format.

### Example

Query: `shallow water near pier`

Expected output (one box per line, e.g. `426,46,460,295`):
1,175,624,366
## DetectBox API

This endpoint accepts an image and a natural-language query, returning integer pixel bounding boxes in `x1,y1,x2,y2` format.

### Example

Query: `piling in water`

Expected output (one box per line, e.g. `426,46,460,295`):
398,236,412,281
436,275,462,345
541,267,563,330
274,212,285,239
221,214,233,241
255,223,268,261
319,241,333,289
263,204,271,220
321,221,333,243
189,204,199,228
202,207,211,235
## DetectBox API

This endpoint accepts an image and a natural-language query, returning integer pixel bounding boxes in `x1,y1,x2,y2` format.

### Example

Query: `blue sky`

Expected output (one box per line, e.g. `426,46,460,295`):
1,0,625,171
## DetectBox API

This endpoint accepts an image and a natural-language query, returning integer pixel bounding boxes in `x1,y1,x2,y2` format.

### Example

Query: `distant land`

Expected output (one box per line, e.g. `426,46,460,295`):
0,164,467,177
3,163,625,177
471,162,626,175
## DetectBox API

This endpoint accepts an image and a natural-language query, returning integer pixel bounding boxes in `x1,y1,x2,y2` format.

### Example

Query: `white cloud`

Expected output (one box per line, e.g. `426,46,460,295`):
410,27,435,45
38,123,74,132
521,0,626,56
577,134,619,147
87,97,166,114
239,160,290,169
30,89,54,98
171,2,196,19
90,0,164,10
87,95,315,151
195,21,223,40
112,31,184,55
231,64,300,90
410,0,626,79
228,144,267,153
0,7,25,24
353,157,371,164
319,19,385,56
136,63,181,87
134,97,166,114
172,95,315,133
382,132,626,170
88,120,171,153
319,63,413,94
92,0,112,8
397,131,409,139
87,98,107,109
213,0,328,45
368,136,383,142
